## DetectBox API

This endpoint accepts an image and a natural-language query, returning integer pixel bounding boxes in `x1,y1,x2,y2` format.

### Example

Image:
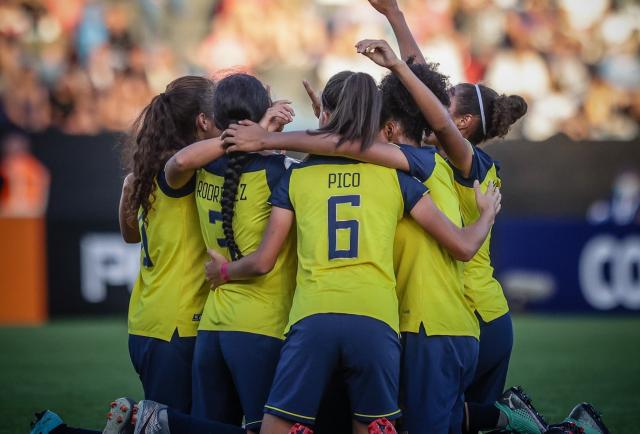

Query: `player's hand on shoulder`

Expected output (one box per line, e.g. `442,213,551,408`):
474,180,502,221
223,120,269,153
205,248,229,289
356,39,402,69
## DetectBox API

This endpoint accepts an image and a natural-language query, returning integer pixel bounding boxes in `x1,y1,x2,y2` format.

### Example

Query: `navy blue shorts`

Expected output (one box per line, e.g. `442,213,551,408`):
128,331,195,413
191,330,283,432
400,326,479,434
264,313,402,425
466,312,513,405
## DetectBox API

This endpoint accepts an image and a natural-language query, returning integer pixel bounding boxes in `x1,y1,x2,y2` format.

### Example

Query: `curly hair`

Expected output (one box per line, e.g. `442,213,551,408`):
123,75,215,224
450,83,528,145
379,57,450,144
213,73,271,261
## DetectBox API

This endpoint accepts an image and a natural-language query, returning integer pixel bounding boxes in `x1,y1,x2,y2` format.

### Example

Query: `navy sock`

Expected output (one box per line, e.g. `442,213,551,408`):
167,408,246,434
464,402,501,434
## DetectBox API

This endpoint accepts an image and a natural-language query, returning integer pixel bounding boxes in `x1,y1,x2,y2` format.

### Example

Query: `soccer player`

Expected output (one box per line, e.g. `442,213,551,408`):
241,59,481,433
361,2,542,433
164,73,297,433
119,76,221,413
208,70,501,434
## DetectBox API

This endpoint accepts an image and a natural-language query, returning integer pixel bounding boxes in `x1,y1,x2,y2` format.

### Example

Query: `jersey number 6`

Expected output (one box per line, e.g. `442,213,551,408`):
328,195,360,260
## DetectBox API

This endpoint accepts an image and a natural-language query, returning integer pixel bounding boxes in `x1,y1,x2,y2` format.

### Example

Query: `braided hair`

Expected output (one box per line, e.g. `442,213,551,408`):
450,83,528,145
124,76,215,224
213,73,271,260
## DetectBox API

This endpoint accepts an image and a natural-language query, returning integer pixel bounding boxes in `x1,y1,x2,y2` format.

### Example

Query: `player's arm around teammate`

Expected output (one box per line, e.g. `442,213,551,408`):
223,126,500,263
163,99,294,189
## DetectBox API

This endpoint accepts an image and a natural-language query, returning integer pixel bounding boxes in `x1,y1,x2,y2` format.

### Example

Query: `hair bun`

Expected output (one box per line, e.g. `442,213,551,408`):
488,94,528,139
506,95,528,122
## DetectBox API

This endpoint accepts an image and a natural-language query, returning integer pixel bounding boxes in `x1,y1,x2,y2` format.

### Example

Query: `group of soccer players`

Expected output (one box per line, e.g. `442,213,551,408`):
31,1,610,434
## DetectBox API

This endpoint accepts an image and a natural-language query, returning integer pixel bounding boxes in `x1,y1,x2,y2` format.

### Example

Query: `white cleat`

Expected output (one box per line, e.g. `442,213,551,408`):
103,397,136,434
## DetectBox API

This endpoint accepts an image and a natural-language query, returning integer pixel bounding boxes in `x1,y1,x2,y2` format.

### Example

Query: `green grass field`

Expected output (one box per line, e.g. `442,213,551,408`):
0,315,638,433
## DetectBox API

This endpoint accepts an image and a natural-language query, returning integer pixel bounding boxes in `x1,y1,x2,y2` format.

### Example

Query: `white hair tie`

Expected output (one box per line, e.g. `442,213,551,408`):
474,84,486,138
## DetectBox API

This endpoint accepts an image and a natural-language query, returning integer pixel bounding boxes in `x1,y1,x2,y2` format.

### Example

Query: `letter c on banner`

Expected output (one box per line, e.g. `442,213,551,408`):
579,235,640,310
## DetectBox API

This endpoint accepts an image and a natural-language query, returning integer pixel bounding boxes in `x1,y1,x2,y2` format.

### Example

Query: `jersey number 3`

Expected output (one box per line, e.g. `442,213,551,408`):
328,195,360,259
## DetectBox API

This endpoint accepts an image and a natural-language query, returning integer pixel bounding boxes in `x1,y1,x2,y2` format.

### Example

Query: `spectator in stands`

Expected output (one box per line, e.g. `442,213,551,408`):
0,133,50,218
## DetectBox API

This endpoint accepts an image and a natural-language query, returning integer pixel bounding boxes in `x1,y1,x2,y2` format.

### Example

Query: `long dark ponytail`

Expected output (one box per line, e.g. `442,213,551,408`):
213,73,271,260
125,76,215,224
311,72,382,151
450,83,528,145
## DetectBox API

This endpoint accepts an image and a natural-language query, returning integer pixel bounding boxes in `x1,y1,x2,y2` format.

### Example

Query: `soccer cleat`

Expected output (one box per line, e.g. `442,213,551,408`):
103,397,136,434
562,403,610,434
288,423,314,434
545,422,584,433
132,400,170,434
368,417,396,434
29,410,64,434
494,386,548,434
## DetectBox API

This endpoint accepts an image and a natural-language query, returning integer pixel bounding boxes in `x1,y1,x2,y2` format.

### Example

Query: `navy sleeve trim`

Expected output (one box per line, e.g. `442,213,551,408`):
157,169,196,198
397,170,428,213
399,144,436,182
268,167,294,210
451,148,497,188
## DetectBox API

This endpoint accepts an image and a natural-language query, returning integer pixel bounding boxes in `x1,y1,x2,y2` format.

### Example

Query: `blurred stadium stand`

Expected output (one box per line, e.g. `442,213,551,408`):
0,0,638,139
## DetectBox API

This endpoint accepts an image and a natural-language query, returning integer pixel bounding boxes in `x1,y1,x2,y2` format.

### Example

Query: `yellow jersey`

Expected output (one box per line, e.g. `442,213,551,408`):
269,156,428,333
395,145,479,338
451,146,509,322
195,153,297,339
128,170,210,341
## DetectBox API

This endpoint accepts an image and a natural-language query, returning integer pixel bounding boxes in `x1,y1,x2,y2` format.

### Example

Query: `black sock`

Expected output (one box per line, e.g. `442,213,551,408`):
51,426,101,434
167,408,246,434
464,402,501,434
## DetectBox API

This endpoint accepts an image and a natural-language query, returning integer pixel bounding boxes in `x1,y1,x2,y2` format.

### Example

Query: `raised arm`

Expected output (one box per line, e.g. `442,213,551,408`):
118,173,140,243
164,137,225,189
357,39,474,177
368,0,426,64
223,121,410,172
205,206,294,288
411,181,501,261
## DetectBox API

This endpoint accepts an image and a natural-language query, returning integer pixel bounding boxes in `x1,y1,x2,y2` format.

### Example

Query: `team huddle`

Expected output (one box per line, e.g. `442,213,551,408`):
30,2,610,434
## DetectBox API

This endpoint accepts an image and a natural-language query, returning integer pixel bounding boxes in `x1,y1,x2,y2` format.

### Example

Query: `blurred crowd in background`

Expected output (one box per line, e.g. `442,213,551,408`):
0,0,639,140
